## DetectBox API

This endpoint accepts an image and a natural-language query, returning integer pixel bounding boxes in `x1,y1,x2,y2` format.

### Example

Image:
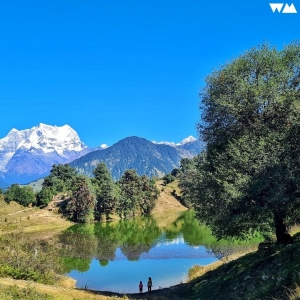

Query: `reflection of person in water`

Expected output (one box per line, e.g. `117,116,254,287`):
147,277,152,293
139,281,143,293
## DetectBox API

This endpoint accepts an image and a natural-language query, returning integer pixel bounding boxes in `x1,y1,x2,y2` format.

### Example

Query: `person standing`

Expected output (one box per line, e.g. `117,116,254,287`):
147,277,152,294
139,281,143,293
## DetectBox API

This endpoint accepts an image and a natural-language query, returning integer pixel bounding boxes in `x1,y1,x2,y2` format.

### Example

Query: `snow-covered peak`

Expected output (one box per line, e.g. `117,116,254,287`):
0,123,87,156
100,144,109,149
177,136,197,146
152,140,177,147
152,136,197,147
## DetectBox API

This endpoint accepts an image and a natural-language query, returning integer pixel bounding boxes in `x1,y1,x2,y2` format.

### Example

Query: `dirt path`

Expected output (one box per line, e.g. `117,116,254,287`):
7,207,33,215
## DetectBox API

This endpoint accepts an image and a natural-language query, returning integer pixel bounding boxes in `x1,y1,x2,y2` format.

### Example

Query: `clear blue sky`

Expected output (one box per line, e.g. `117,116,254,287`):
0,1,299,147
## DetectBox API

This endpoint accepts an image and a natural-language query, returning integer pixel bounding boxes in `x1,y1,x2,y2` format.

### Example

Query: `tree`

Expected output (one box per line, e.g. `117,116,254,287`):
36,187,53,207
194,42,300,244
118,170,142,218
92,163,119,220
64,176,96,223
139,175,160,214
117,170,159,218
178,156,202,208
5,184,36,207
42,164,77,194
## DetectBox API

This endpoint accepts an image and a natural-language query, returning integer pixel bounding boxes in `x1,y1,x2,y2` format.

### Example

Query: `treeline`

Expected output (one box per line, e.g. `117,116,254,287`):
4,163,159,223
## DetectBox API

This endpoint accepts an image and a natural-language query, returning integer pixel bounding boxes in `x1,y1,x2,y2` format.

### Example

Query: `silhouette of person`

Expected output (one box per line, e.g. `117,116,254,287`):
139,281,143,293
147,277,152,293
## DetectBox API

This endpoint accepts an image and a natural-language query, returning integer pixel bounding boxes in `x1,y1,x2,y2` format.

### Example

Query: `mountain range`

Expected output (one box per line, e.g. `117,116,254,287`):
0,124,204,186
0,124,93,185
70,136,204,180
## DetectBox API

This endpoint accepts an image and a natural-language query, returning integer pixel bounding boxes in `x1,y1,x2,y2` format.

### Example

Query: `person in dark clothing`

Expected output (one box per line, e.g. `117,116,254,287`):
147,277,152,293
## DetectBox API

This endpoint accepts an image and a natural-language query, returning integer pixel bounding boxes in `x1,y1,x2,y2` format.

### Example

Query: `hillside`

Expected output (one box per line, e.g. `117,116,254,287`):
152,180,187,226
70,136,202,180
0,195,71,233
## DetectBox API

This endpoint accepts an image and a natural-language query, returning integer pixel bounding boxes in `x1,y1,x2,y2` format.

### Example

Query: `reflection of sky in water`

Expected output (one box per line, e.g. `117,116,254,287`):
69,234,218,293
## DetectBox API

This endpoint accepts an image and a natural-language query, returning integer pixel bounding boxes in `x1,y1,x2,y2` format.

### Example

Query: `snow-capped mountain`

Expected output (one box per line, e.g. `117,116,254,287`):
177,136,197,145
0,123,92,184
0,124,203,186
152,135,197,147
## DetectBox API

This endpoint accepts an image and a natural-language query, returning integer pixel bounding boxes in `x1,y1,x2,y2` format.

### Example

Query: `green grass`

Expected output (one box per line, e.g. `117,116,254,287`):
0,284,54,300
161,239,300,300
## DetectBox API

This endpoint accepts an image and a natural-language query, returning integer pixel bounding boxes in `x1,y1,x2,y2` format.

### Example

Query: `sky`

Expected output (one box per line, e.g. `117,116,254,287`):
0,1,299,147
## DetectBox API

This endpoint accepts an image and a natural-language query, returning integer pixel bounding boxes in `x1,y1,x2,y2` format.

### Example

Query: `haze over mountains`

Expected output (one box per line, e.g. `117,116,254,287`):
0,124,204,187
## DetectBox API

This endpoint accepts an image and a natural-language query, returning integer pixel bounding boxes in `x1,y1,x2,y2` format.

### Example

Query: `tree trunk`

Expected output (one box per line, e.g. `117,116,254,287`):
274,211,293,244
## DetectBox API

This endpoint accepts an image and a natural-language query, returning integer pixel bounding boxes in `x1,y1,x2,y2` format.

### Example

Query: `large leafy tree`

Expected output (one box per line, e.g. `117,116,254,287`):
195,42,300,244
92,163,119,220
117,170,159,218
139,175,160,215
118,170,142,218
64,176,96,223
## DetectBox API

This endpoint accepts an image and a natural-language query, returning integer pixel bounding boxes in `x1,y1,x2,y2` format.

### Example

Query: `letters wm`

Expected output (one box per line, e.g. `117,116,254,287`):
269,3,297,13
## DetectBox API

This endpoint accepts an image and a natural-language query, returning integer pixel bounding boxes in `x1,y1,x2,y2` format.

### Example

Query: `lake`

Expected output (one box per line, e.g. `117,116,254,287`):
58,210,260,293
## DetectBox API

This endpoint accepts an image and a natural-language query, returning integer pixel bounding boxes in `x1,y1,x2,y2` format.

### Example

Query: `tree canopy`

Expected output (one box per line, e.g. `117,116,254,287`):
92,163,119,220
5,184,36,207
192,42,300,244
38,163,159,222
117,170,159,218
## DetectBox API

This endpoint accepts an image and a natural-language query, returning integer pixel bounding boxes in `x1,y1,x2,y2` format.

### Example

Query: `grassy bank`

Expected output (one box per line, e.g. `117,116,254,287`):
152,237,300,300
1,183,300,299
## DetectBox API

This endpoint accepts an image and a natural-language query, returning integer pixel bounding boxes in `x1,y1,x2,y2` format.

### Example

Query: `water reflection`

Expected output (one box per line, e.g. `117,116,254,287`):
58,210,261,293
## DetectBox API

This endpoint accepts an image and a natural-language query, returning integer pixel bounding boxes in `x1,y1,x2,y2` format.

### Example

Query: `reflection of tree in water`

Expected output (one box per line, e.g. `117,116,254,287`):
59,223,98,259
58,216,161,270
164,210,216,246
93,222,119,262
118,217,161,260
99,259,109,267
61,257,92,273
207,236,262,260
165,211,262,254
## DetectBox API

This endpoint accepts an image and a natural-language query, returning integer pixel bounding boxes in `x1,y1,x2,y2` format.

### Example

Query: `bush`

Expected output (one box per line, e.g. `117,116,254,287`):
0,229,62,284
162,174,176,186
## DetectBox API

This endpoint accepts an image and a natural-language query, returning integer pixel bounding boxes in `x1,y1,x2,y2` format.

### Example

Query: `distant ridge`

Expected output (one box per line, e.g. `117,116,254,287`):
70,136,203,180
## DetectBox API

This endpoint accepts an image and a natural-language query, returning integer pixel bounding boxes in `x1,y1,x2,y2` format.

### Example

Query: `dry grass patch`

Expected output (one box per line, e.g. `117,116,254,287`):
152,181,186,213
151,181,186,227
0,196,72,233
0,278,128,300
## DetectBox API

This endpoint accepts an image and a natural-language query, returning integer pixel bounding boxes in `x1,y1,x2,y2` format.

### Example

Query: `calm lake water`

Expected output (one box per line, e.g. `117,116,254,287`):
58,211,260,293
